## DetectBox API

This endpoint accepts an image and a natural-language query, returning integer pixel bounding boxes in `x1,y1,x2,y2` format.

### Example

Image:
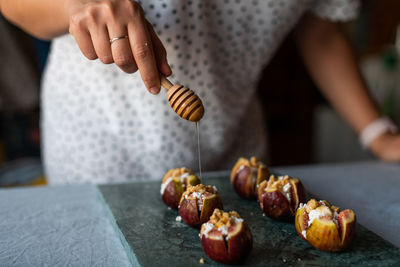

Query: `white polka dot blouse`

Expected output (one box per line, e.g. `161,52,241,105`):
42,0,359,184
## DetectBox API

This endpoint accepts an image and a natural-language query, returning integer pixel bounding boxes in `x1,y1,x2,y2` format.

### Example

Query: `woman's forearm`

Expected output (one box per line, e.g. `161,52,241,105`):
0,0,71,40
294,14,380,134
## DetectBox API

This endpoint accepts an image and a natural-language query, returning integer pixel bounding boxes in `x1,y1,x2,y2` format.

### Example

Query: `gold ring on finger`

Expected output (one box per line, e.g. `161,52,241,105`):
109,35,129,44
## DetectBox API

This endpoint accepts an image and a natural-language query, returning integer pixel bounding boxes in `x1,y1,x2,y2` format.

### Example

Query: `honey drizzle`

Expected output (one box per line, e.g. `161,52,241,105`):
195,121,202,180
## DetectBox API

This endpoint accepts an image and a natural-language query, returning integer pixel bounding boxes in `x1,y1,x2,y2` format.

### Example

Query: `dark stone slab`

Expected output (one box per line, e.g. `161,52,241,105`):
99,174,400,267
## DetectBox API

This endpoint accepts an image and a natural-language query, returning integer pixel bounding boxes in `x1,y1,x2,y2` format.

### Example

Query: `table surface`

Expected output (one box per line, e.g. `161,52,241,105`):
1,161,399,266
0,185,131,266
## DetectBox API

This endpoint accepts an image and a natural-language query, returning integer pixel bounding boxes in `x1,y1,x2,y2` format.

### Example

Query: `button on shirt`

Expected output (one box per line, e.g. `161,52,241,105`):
42,0,359,184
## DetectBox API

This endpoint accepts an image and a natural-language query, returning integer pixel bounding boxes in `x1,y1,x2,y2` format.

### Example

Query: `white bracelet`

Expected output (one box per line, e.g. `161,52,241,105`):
359,117,398,149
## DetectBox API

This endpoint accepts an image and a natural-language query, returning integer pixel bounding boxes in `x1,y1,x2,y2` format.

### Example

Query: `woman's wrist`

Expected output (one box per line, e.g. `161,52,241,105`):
359,117,398,150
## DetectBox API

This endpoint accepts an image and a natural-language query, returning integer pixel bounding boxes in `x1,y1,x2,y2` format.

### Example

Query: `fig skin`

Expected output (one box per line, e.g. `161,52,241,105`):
179,186,223,228
295,200,356,252
200,210,253,264
260,190,291,220
162,180,184,209
258,176,306,220
160,168,200,209
230,157,270,199
179,198,200,226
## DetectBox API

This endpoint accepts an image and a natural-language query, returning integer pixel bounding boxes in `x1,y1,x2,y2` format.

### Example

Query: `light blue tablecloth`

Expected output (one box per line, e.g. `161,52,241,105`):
0,185,131,266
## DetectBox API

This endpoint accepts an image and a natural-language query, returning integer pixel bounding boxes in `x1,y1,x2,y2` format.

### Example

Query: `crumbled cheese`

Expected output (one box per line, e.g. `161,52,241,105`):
161,172,191,195
160,177,173,195
282,182,292,202
307,204,335,227
308,208,333,227
212,185,218,192
307,209,322,227
218,225,229,236
190,191,205,211
302,230,307,238
233,217,244,224
180,173,190,189
304,199,340,234
175,216,182,222
202,221,237,241
180,172,189,181
191,191,203,199
201,223,215,238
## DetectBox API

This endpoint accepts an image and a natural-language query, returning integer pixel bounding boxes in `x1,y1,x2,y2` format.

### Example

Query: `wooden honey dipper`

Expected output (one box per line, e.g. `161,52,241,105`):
160,76,204,122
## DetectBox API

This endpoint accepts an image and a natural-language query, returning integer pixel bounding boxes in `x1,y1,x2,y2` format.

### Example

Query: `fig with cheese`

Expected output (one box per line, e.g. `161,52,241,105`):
179,184,223,228
295,199,356,252
160,168,200,209
230,156,270,199
258,175,306,220
200,209,253,264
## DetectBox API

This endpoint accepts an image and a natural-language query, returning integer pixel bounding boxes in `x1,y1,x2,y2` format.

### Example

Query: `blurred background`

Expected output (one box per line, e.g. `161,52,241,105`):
0,0,399,186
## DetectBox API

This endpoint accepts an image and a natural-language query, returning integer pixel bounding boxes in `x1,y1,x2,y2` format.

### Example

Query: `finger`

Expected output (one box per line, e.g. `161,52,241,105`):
69,27,97,60
108,25,138,73
127,15,160,94
146,21,171,76
90,25,113,64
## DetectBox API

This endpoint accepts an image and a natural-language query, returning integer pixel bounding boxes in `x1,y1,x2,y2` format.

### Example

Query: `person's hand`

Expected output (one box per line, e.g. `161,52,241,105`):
370,132,400,162
67,0,171,94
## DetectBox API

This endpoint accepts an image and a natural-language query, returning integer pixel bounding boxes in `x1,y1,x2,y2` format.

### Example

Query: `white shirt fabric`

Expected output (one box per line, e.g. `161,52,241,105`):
42,0,359,184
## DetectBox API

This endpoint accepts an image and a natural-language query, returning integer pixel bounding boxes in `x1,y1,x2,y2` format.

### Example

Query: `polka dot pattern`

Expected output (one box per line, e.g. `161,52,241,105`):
42,0,359,184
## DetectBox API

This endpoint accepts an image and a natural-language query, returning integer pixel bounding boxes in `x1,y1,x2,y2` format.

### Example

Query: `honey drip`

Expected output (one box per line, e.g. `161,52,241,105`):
196,121,202,180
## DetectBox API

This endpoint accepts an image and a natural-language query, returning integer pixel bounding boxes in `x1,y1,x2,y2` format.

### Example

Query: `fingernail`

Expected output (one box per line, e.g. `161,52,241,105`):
149,87,160,95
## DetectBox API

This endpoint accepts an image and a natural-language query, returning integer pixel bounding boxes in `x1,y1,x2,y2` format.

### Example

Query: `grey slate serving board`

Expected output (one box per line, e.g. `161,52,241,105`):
99,175,400,267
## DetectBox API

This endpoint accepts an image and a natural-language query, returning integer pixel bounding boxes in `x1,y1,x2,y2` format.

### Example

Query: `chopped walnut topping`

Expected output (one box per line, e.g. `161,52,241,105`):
209,209,242,228
319,200,331,207
182,184,217,199
331,205,340,213
266,175,292,191
162,167,195,183
315,206,333,218
180,184,218,210
249,156,267,169
305,199,318,213
265,175,298,201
